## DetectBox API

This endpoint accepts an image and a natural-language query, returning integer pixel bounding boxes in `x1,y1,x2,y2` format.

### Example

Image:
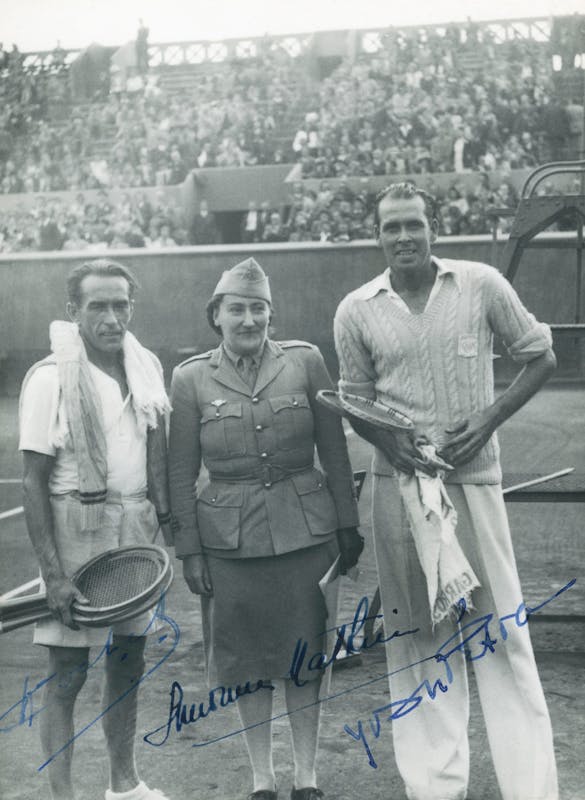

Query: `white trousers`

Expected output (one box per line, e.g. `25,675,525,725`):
372,477,558,800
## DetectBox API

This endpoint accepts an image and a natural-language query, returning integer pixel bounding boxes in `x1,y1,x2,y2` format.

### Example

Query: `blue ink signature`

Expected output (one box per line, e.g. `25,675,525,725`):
143,597,418,747
144,679,275,746
142,594,406,746
142,579,574,755
343,578,576,768
289,594,419,687
0,592,180,772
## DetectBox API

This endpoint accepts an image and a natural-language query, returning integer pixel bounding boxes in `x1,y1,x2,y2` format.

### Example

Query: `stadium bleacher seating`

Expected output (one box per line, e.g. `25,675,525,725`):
0,16,583,251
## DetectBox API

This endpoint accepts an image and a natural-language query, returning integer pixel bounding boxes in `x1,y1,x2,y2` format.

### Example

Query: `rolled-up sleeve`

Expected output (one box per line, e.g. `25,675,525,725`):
19,366,58,456
168,366,203,558
487,269,554,363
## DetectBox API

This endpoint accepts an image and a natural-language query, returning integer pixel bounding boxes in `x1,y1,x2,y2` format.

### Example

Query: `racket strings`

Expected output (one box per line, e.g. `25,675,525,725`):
76,555,161,607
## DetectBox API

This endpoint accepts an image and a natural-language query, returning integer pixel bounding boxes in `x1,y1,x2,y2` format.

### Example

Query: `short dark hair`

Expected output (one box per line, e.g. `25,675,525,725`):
205,294,274,337
373,182,438,236
67,259,139,306
206,295,224,335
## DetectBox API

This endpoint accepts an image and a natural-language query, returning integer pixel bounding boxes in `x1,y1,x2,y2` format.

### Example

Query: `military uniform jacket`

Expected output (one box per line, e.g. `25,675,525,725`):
169,339,359,559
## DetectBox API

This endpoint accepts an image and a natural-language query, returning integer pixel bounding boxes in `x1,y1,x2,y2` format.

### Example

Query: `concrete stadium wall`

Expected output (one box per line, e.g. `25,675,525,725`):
0,235,582,394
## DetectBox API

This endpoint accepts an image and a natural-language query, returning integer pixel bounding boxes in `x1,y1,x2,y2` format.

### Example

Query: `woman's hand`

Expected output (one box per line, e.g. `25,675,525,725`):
182,554,213,596
336,527,365,574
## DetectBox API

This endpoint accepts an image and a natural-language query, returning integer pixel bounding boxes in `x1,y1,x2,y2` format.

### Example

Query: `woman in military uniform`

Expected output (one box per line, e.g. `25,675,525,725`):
169,257,361,800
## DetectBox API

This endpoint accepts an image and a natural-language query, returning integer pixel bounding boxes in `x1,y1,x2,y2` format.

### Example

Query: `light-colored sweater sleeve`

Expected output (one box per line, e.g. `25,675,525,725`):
486,268,553,363
333,297,377,399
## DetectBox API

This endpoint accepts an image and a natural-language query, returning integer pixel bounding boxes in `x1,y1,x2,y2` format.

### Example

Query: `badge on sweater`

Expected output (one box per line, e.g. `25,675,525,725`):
458,334,478,357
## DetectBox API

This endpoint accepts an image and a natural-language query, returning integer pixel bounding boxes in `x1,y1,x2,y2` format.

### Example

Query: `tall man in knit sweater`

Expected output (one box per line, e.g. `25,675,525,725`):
334,182,558,800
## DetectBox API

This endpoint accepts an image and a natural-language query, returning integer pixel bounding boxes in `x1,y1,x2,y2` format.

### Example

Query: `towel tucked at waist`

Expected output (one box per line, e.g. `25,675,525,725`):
398,446,480,625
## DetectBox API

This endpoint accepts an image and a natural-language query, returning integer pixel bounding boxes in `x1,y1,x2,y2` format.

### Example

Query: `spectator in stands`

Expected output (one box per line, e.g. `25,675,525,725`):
540,93,571,162
168,147,188,185
241,200,261,243
125,220,147,248
262,211,287,242
62,224,89,251
332,218,351,243
256,200,272,241
52,41,66,71
566,97,584,160
136,19,149,75
38,208,64,251
189,199,221,245
152,221,177,247
288,210,313,242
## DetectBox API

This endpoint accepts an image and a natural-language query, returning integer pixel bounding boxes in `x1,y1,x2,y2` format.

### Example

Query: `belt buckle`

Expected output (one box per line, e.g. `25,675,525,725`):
262,464,273,489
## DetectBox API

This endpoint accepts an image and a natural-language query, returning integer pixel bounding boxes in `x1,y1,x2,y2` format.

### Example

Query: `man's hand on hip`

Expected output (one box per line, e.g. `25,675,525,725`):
439,410,496,466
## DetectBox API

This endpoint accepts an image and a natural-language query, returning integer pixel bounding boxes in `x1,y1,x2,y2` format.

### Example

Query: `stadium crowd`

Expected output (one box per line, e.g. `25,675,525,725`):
3,173,581,253
0,190,189,252
0,20,583,251
294,30,582,179
0,49,308,195
2,23,583,197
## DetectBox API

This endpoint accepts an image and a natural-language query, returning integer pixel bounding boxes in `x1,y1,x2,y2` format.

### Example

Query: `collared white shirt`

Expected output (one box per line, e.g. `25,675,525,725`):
19,363,147,495
354,256,461,315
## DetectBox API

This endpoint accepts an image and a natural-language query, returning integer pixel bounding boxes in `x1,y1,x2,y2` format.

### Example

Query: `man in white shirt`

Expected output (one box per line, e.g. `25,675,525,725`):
19,259,172,800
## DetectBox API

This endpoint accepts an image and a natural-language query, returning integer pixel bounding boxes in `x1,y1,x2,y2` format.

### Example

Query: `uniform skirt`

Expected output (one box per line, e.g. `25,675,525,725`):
202,540,338,686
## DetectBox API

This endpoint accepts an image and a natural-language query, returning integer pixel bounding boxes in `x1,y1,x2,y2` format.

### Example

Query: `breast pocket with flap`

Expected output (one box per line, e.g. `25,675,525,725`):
200,402,246,458
269,393,314,451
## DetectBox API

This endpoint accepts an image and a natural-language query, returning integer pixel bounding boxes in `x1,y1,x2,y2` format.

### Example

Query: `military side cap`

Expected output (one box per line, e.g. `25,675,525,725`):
213,257,271,303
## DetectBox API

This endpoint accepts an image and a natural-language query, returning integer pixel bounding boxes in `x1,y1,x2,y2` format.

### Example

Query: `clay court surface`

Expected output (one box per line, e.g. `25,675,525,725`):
0,385,583,800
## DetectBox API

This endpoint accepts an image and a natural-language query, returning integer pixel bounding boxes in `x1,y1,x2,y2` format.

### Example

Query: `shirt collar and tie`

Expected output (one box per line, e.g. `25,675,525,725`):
222,343,263,388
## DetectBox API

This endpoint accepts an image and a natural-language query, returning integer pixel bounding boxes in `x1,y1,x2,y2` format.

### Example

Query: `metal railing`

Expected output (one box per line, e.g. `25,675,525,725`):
17,13,563,72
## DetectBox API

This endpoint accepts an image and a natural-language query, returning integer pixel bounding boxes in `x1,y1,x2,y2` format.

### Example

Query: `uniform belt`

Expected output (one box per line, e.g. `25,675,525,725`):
208,463,314,486
55,489,148,504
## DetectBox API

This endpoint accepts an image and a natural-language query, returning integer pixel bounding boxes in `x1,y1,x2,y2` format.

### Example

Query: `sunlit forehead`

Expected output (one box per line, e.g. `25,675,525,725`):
78,275,132,307
378,196,430,229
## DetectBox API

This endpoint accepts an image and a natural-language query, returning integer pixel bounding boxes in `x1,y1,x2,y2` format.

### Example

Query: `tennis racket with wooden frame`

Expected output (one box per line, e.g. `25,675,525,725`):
316,389,453,472
0,545,172,633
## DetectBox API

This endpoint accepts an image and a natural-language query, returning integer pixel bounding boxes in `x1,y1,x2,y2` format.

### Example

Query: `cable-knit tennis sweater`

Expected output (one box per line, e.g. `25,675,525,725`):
334,257,553,484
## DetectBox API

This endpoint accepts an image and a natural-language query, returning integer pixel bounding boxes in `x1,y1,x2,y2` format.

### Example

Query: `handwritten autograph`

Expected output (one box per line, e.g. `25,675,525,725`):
289,594,419,687
2,579,575,767
140,579,575,754
144,679,275,746
344,578,576,768
0,593,179,771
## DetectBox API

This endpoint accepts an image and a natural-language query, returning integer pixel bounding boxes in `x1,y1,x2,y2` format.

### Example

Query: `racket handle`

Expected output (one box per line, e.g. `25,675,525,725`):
0,592,49,620
0,609,53,633
0,577,42,602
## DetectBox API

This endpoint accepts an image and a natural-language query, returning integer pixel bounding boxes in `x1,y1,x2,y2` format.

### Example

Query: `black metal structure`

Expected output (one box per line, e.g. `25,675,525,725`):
500,161,585,335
